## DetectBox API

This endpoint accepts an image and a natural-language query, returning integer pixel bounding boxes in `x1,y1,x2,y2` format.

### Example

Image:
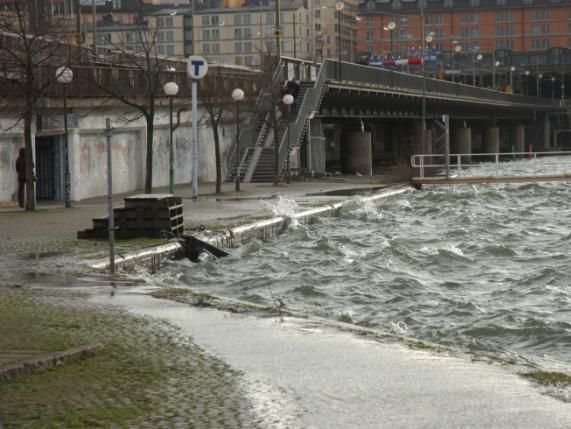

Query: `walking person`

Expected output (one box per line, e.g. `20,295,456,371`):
16,147,26,208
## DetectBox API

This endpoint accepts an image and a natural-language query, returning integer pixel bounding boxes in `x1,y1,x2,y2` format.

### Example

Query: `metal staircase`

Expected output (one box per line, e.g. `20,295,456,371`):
227,59,330,183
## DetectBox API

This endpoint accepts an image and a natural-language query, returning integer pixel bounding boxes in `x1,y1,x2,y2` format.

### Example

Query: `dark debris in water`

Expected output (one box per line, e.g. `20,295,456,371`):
522,371,571,387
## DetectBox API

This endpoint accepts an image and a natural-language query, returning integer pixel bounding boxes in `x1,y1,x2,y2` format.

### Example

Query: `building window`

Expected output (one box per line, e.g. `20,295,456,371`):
166,17,173,27
470,0,480,6
266,13,274,25
531,9,549,21
235,57,243,65
166,45,174,55
425,15,443,25
212,29,219,40
166,31,174,42
366,16,373,27
443,0,454,7
542,39,550,48
234,14,242,25
212,44,219,54
202,16,209,26
244,28,252,39
244,14,251,25
235,42,242,53
245,56,253,66
157,17,164,27
315,23,321,31
158,45,165,54
203,44,210,54
391,0,401,10
235,28,242,39
244,42,252,52
157,32,164,42
496,12,513,22
497,0,507,5
212,16,219,26
202,30,210,41
366,31,373,41
315,10,321,19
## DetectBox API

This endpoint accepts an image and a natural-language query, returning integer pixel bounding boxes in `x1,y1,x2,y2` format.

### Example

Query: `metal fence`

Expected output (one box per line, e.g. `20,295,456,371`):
411,151,571,178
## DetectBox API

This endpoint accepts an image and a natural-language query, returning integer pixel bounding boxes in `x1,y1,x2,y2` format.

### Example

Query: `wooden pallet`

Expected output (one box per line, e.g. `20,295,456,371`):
77,194,184,239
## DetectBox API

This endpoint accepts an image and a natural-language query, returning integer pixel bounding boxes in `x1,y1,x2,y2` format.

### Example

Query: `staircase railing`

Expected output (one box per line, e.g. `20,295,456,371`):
277,60,332,178
227,59,284,177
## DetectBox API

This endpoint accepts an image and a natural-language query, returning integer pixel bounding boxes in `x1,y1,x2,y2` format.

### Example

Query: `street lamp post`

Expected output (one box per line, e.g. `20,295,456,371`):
476,54,483,87
493,60,500,90
538,73,543,97
282,94,294,184
551,76,556,99
524,70,530,95
163,81,179,194
335,1,345,80
422,33,433,158
56,66,73,208
509,66,516,92
454,44,462,82
386,21,396,58
232,88,245,191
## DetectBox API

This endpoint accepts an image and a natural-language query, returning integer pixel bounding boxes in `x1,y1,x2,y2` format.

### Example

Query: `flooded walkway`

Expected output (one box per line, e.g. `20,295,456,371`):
97,291,570,429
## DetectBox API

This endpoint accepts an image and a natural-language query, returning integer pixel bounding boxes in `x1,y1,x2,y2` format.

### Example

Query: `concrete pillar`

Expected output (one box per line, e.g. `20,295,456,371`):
341,132,372,175
544,115,551,149
512,124,525,154
454,127,472,156
484,127,500,154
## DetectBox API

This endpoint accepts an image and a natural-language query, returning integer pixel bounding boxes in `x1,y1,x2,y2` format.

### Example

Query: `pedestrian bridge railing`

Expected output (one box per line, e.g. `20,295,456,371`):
411,151,571,180
335,61,558,109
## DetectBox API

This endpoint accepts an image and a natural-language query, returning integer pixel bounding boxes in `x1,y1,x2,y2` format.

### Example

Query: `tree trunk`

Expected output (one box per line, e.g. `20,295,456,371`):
23,106,36,210
144,113,154,193
212,120,222,194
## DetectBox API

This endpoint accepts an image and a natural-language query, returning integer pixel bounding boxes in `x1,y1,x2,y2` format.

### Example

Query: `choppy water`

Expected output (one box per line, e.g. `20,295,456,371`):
160,180,571,372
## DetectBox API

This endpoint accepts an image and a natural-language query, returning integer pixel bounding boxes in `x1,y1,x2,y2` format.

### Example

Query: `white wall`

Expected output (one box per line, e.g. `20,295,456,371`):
0,104,237,203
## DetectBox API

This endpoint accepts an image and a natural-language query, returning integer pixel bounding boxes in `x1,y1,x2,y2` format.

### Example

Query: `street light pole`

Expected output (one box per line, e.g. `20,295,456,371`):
509,65,516,92
551,77,556,99
387,21,396,58
454,44,462,83
524,70,530,95
56,66,73,208
335,2,345,80
476,54,483,87
493,60,500,90
538,74,543,97
282,94,294,184
163,81,179,194
232,88,245,191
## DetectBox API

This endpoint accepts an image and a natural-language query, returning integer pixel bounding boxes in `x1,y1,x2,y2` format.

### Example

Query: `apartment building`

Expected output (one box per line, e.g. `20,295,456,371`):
356,0,571,57
194,3,313,66
313,0,359,62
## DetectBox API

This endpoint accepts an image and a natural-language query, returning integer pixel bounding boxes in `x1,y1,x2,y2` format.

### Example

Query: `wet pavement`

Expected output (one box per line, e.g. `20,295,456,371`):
97,290,571,429
1,177,570,427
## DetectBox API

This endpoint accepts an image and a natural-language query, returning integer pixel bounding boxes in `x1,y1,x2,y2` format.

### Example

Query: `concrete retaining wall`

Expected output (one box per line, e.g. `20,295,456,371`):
90,186,410,272
0,105,236,204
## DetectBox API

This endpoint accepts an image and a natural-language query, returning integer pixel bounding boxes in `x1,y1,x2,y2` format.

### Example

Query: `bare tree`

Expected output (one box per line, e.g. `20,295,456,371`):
0,1,72,210
87,22,180,193
199,67,255,194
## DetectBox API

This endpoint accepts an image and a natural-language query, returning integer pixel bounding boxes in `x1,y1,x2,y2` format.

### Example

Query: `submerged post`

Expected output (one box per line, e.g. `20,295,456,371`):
106,118,115,273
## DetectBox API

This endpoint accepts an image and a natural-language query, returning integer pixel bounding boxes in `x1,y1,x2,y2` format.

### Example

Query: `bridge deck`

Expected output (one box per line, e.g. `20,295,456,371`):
412,174,571,186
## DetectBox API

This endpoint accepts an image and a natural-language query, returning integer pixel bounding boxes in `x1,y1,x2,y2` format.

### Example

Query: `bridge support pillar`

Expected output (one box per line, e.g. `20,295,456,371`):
512,124,525,154
454,127,472,159
341,132,372,175
544,115,551,149
484,127,500,154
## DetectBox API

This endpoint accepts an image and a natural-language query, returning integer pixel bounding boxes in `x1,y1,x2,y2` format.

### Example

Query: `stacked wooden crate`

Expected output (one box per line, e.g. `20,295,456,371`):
78,194,184,239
